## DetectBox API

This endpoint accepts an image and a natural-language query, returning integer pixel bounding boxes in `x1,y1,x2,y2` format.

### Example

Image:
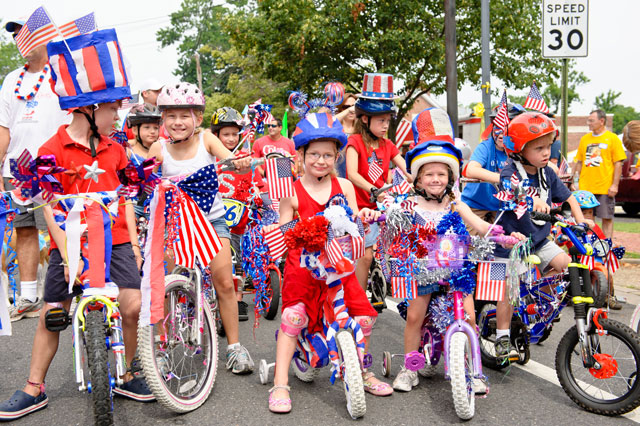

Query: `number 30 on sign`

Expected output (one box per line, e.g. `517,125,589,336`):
542,0,589,58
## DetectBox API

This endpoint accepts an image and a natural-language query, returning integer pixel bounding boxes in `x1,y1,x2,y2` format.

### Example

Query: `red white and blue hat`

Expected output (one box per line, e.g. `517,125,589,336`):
359,73,397,100
47,29,131,110
411,107,455,149
292,112,347,150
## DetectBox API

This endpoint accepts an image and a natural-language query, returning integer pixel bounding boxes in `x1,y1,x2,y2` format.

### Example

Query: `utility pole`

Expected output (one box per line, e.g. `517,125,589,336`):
481,0,491,124
561,58,568,159
444,0,458,136
194,52,203,93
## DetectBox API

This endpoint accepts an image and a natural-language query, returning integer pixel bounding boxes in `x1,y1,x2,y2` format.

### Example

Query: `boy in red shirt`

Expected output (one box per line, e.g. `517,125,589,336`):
0,29,153,422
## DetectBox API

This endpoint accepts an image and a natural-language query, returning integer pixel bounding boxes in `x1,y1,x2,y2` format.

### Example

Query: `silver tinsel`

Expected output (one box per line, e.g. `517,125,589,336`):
468,236,496,261
425,293,455,334
384,203,413,238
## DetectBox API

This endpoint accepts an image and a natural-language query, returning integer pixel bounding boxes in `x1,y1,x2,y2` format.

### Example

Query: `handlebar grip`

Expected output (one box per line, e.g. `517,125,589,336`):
530,211,556,223
364,214,386,224
488,235,520,245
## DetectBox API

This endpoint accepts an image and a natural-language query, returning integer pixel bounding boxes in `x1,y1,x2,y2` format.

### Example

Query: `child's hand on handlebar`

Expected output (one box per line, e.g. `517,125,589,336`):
231,155,252,171
532,197,550,214
358,208,380,223
580,218,595,229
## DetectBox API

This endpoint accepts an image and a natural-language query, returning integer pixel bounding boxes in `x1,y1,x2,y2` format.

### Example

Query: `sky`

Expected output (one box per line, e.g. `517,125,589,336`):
2,1,638,115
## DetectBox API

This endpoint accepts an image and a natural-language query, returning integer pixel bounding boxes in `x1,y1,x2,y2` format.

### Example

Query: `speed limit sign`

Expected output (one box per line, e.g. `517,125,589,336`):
542,0,588,58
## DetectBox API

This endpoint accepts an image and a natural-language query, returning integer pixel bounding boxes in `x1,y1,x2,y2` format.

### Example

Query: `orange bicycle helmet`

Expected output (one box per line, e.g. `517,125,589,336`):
503,111,557,156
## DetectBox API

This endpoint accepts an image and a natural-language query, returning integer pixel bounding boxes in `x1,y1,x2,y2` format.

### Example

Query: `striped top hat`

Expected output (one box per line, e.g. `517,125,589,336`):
47,29,131,110
359,73,396,100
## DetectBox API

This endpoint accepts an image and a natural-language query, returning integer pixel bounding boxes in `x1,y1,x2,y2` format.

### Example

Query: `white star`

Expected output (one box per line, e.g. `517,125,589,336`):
84,160,105,183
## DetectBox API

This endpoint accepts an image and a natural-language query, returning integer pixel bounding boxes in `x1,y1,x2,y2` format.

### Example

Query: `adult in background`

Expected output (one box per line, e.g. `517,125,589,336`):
252,117,295,177
573,109,626,239
0,18,70,321
335,93,357,178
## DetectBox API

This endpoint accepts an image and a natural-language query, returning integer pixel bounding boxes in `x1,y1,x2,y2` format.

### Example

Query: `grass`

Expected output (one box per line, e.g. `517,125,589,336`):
625,252,640,259
614,221,640,234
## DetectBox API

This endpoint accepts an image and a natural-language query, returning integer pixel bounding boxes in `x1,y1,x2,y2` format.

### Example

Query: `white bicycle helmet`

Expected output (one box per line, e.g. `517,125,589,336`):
157,82,205,111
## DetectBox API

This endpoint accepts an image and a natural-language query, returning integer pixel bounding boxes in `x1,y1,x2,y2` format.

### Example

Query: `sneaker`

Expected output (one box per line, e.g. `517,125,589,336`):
9,297,43,322
495,336,518,362
607,296,622,311
113,376,156,402
0,390,48,421
226,345,254,374
392,367,418,392
473,378,487,395
238,301,249,322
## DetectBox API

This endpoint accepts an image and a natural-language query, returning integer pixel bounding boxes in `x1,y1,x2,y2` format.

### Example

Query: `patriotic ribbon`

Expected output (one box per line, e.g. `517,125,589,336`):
494,172,538,219
10,150,66,202
117,157,160,198
240,100,273,147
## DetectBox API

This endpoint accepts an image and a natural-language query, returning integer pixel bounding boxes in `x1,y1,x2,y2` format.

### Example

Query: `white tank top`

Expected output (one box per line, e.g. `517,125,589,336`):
161,132,225,220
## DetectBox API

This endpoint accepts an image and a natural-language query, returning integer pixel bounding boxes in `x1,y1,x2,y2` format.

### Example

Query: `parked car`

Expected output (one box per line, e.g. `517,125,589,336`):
617,152,640,216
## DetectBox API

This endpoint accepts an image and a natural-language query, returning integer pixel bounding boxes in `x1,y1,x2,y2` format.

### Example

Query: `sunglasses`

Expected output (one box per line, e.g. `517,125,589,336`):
266,124,279,128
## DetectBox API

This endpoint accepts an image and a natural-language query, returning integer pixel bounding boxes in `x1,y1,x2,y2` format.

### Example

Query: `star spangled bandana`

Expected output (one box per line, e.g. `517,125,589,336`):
176,164,220,215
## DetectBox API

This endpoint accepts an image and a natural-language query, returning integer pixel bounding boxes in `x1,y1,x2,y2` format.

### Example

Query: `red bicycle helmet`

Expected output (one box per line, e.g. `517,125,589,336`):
503,111,557,156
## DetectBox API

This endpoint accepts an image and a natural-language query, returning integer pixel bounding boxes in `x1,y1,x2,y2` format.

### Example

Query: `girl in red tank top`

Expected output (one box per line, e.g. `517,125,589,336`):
266,113,392,414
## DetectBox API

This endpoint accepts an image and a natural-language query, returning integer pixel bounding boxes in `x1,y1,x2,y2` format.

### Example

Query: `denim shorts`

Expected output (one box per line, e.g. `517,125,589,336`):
364,222,380,248
210,216,231,240
416,282,442,296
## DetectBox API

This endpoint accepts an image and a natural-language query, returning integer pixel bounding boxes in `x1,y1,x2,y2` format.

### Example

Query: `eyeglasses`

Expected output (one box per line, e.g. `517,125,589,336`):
306,152,336,162
266,124,279,128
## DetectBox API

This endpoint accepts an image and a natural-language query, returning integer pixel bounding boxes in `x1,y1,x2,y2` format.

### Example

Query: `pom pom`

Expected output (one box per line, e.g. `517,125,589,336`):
323,204,359,237
425,293,454,334
285,216,329,252
324,82,345,106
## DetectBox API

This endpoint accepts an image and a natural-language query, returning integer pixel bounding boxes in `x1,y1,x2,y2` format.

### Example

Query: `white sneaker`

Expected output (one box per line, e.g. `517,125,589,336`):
393,367,418,392
9,297,43,322
473,378,487,395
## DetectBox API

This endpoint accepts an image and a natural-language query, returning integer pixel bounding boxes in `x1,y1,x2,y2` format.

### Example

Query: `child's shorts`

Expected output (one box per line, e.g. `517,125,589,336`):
209,216,231,240
416,282,441,296
495,240,564,275
364,222,380,248
44,243,142,303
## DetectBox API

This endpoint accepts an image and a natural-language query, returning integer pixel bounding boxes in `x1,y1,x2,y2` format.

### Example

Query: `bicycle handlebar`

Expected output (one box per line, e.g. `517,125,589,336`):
487,234,520,245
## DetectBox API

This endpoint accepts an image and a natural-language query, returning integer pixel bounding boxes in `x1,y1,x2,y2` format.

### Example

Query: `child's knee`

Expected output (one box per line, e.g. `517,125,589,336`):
280,303,308,337
551,252,571,271
354,316,376,336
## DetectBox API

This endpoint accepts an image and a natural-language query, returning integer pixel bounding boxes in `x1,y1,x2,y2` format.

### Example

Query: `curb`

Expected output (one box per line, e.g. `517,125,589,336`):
622,258,640,265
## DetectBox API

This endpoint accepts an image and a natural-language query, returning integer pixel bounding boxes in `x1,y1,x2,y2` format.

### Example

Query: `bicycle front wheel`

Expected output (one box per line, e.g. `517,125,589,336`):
556,318,640,415
138,274,218,413
449,332,475,420
261,269,280,320
84,309,114,426
337,331,366,419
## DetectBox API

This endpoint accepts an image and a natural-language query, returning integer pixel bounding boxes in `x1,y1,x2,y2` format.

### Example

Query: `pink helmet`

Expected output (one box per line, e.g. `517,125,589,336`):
157,82,205,111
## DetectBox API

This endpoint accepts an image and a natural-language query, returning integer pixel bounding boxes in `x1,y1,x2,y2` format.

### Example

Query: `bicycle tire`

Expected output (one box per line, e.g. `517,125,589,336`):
262,269,280,320
337,331,366,419
556,318,640,415
138,274,218,413
475,302,508,371
369,264,387,313
292,356,319,383
449,332,475,420
590,269,609,309
84,309,114,426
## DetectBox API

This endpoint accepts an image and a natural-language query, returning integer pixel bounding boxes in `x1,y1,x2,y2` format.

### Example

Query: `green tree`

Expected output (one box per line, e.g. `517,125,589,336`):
540,64,590,114
0,34,23,83
225,0,562,140
594,90,640,134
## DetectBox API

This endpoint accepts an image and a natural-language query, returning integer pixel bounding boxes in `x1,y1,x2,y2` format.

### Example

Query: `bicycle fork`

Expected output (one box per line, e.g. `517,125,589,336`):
568,262,597,369
443,291,483,380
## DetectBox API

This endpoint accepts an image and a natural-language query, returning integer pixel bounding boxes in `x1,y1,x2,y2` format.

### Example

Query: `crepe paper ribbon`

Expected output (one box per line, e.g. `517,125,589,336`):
10,150,66,202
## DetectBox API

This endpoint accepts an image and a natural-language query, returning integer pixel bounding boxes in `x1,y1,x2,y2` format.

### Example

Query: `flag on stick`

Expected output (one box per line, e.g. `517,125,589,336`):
14,7,57,57
367,151,383,183
523,81,550,114
266,157,294,200
476,261,506,301
493,90,510,132
59,12,97,38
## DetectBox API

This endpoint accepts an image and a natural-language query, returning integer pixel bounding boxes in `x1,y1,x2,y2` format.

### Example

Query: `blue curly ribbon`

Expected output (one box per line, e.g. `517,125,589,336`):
241,207,272,316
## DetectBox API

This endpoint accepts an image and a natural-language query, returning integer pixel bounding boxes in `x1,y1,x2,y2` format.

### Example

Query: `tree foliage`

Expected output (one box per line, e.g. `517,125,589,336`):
225,0,562,139
0,34,23,83
539,63,589,114
594,90,640,134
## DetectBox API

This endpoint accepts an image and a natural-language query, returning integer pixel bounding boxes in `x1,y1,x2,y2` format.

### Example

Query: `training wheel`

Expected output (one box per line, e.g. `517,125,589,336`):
259,359,271,385
382,351,391,377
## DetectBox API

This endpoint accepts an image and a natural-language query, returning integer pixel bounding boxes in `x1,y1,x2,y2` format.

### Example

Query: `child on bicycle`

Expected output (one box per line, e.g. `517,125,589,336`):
392,109,524,393
0,29,154,421
492,111,594,361
146,84,255,374
266,112,393,414
345,73,411,292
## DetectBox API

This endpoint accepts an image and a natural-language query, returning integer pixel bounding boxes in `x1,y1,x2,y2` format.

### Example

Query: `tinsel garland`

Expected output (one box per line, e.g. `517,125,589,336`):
241,208,271,320
425,293,455,334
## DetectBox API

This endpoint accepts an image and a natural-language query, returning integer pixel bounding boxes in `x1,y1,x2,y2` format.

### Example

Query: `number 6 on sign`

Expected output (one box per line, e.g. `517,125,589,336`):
223,199,247,227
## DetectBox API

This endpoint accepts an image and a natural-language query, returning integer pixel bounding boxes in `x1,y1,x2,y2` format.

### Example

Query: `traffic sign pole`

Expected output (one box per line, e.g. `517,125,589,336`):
562,58,568,159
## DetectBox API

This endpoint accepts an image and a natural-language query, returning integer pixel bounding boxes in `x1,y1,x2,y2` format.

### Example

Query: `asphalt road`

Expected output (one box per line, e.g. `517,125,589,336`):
1,293,640,426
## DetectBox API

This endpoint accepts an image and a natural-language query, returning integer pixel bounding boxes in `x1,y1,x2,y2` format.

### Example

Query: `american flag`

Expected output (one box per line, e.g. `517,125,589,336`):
395,118,413,148
579,255,595,269
389,260,417,299
266,157,294,200
15,7,57,58
368,151,383,183
352,234,365,259
59,12,97,38
558,156,569,176
174,192,222,268
390,168,412,195
176,164,219,215
606,250,620,274
523,82,549,114
493,91,510,132
262,219,298,260
476,261,506,301
325,227,344,266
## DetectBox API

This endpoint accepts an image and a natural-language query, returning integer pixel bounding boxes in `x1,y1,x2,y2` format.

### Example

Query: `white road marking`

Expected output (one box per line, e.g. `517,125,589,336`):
384,296,640,422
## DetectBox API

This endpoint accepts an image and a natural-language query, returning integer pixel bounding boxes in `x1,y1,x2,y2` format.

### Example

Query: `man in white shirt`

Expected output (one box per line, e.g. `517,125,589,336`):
0,18,70,321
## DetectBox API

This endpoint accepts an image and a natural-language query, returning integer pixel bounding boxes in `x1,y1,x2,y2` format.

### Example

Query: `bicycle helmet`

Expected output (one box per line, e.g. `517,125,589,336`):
157,82,205,111
127,104,161,127
573,190,600,209
454,137,471,162
211,107,243,133
354,98,397,118
292,112,347,151
503,111,557,156
405,140,462,182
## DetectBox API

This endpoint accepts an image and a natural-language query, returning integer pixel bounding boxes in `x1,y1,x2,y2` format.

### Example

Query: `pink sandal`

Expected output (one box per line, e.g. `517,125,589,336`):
363,372,393,396
268,385,292,413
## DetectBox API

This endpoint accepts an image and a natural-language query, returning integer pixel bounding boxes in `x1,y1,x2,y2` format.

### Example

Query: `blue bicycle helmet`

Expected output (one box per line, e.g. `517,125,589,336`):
292,112,348,150
573,190,600,209
354,98,397,117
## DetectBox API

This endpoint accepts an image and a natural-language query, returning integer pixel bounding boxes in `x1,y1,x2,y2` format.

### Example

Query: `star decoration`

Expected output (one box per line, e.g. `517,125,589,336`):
83,161,105,183
64,161,85,185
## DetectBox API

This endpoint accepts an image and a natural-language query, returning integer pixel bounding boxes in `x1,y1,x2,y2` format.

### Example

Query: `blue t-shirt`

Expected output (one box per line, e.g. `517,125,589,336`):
550,139,561,163
494,161,572,258
461,137,508,211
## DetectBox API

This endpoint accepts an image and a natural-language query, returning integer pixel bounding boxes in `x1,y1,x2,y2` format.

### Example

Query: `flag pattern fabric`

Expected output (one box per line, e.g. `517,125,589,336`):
367,151,383,183
176,164,219,215
59,12,97,38
389,260,416,299
579,254,595,269
476,261,506,301
262,219,298,260
15,7,57,57
361,73,395,99
390,168,412,195
523,82,549,114
493,91,510,132
395,118,413,148
47,29,131,109
266,157,294,200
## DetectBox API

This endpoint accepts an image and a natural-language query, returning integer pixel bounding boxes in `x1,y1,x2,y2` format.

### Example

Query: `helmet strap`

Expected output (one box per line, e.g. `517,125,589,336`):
169,109,198,145
415,185,452,204
77,108,100,157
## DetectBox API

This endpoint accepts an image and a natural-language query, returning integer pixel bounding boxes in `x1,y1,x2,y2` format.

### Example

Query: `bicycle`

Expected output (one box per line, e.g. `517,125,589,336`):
136,178,219,413
476,211,640,415
258,199,368,419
